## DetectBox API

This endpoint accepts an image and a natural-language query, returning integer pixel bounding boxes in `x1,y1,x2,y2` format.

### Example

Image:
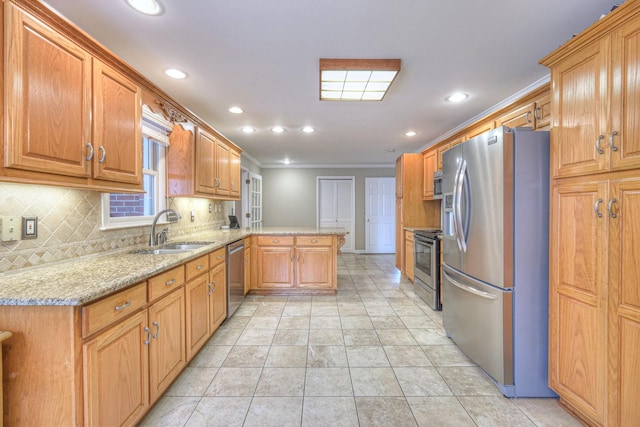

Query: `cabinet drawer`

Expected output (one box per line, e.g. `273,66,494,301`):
295,236,332,246
82,282,147,338
210,247,226,268
186,255,209,281
148,266,185,301
257,235,294,246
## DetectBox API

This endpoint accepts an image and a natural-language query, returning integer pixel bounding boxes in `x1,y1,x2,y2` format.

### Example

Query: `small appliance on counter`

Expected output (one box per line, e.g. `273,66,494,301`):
228,215,240,229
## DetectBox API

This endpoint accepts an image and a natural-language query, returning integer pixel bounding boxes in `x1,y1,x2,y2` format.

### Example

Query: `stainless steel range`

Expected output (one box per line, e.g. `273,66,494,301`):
413,229,441,310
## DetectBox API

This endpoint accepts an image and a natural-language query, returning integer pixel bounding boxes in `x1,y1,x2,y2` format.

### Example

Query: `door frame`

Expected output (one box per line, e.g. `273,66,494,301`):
364,176,396,253
316,176,355,253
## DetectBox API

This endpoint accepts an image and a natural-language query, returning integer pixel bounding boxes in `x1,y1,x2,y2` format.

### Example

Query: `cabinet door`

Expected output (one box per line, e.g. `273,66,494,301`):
185,275,210,360
495,102,535,129
395,156,403,198
83,311,149,427
436,142,452,171
230,149,242,198
4,3,91,178
148,288,186,403
610,16,640,172
167,123,195,196
549,180,607,425
296,247,333,289
608,179,640,426
256,246,294,288
215,139,231,196
466,121,494,140
423,150,437,200
244,247,251,295
405,239,414,282
195,128,217,194
550,40,608,178
209,263,227,332
534,93,551,129
395,199,403,270
92,59,142,184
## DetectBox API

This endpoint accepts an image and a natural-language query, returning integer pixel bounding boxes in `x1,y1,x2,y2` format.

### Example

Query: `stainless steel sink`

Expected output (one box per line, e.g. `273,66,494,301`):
131,241,214,255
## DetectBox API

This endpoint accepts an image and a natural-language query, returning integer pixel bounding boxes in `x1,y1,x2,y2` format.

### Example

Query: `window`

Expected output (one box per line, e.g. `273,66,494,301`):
101,107,172,229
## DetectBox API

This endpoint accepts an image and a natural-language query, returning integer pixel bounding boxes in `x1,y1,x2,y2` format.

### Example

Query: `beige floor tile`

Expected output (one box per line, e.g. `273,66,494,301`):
343,329,381,346
305,367,354,397
233,305,258,316
185,397,251,427
307,345,348,367
513,398,582,426
265,345,307,367
234,328,275,346
255,367,306,396
302,396,359,426
219,316,250,330
350,367,403,396
311,304,340,316
165,367,217,396
310,315,342,329
139,396,200,426
407,396,476,427
338,305,369,316
393,305,424,316
272,328,309,345
244,397,303,427
394,367,453,396
458,396,536,427
383,345,432,367
205,367,261,396
206,327,243,346
422,344,475,367
253,305,284,317
399,315,437,329
439,366,502,396
309,329,344,345
409,328,453,346
355,397,418,427
189,345,232,368
245,316,280,329
376,328,418,345
365,305,397,317
370,316,406,329
277,316,310,330
346,346,389,367
222,345,269,367
282,303,311,317
340,315,374,329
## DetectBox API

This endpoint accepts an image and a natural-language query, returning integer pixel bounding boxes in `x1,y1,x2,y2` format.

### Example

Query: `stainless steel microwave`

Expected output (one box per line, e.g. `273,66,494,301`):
433,170,443,199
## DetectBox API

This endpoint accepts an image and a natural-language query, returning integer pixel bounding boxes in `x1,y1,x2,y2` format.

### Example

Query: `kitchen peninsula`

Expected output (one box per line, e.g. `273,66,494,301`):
0,227,347,426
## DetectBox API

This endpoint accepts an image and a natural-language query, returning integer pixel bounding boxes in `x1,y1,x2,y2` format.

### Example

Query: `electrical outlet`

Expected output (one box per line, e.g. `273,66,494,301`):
190,209,195,222
0,216,20,242
209,203,213,213
22,216,38,239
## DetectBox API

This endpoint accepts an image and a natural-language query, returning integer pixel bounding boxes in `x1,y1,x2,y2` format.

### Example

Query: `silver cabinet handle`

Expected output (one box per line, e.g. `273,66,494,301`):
594,198,603,218
114,301,131,311
211,280,216,292
534,107,541,121
144,326,151,345
310,239,318,244
272,239,279,244
444,270,497,300
152,321,160,339
165,278,176,286
297,254,300,262
207,282,213,295
596,135,605,155
98,146,106,163
609,131,619,152
608,198,618,219
525,111,532,124
196,264,205,270
86,142,94,161
216,255,223,260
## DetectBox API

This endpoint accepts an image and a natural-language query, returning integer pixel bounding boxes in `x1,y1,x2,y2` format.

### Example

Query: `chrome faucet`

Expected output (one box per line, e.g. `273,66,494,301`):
150,209,181,246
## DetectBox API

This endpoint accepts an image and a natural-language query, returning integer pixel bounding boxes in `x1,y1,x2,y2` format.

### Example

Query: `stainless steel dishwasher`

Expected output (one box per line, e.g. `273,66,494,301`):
226,239,245,318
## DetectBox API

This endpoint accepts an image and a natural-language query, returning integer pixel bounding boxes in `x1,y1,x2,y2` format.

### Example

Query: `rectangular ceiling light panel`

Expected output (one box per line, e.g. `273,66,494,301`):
319,58,401,101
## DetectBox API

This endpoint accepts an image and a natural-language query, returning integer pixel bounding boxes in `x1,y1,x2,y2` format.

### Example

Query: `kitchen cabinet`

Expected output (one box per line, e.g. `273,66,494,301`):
230,149,242,198
193,127,241,200
3,2,142,191
465,121,495,140
167,123,196,197
195,128,218,195
209,261,227,331
252,234,339,292
423,150,437,200
542,3,640,425
185,271,211,360
495,102,536,129
215,138,231,196
404,230,414,282
244,238,252,295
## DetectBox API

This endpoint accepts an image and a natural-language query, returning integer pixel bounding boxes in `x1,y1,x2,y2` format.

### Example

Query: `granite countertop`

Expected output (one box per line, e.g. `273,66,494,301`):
0,227,348,307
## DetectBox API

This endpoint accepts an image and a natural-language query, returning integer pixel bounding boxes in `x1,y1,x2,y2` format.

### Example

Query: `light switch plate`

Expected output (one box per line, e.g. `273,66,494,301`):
22,216,38,239
0,216,20,242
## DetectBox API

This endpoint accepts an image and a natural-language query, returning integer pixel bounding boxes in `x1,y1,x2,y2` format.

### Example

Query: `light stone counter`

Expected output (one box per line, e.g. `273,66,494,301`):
0,227,347,306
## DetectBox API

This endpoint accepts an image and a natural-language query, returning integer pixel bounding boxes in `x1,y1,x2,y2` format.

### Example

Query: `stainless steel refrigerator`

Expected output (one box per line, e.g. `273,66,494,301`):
441,126,556,397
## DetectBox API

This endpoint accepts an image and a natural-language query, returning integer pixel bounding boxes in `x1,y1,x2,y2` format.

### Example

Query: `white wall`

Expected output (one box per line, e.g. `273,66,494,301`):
261,167,395,251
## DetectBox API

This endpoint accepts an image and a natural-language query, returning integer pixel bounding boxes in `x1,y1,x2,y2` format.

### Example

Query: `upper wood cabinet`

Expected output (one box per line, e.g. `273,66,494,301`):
215,138,231,196
3,2,142,190
466,121,495,140
167,123,196,197
495,102,536,129
423,150,437,200
191,127,240,200
541,10,640,178
195,128,218,195
230,149,242,198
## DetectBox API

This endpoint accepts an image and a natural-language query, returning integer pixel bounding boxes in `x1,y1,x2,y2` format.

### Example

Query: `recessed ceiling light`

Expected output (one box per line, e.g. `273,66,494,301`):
271,126,285,133
320,58,401,101
125,0,163,15
229,106,243,114
445,92,469,103
302,126,315,133
164,68,187,79
387,149,396,152
241,126,255,133
283,158,291,165
405,131,417,137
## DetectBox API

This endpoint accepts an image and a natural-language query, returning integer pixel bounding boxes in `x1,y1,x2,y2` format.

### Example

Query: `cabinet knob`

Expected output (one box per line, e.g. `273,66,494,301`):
609,131,619,152
152,321,160,339
196,264,205,270
310,239,318,243
525,111,532,124
143,326,151,345
272,240,279,244
165,278,176,286
534,107,542,121
595,135,605,155
98,146,107,163
608,198,618,219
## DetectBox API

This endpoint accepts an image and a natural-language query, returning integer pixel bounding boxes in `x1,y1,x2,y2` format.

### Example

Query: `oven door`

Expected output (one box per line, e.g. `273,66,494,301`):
414,235,441,310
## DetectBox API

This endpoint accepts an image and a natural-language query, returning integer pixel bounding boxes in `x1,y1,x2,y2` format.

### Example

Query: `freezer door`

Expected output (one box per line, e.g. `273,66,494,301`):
460,128,514,288
441,144,463,271
442,264,513,386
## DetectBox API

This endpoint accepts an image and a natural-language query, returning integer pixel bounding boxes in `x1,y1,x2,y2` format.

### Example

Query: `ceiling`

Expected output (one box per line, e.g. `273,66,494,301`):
44,0,618,168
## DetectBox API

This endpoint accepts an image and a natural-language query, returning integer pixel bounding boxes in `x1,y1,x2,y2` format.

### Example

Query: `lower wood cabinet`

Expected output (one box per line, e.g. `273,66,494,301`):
296,246,333,289
185,273,211,360
209,262,227,331
404,231,414,282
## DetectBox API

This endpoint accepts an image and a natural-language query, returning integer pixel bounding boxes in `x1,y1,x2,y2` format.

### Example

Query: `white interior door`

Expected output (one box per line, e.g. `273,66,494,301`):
317,177,354,253
241,171,262,228
365,177,395,253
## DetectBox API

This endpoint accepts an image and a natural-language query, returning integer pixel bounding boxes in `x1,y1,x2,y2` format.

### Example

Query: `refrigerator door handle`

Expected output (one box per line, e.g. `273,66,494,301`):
455,160,468,252
443,270,497,300
452,160,463,251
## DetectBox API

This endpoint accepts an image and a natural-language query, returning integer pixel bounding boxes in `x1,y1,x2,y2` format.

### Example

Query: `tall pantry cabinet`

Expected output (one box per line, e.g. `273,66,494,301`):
540,2,640,426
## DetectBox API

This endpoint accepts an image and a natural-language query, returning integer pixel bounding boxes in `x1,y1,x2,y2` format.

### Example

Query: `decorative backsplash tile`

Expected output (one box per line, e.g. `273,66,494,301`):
0,182,232,273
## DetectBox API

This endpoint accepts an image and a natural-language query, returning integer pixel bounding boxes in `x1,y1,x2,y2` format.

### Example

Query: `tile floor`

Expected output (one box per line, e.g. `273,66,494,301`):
140,254,580,427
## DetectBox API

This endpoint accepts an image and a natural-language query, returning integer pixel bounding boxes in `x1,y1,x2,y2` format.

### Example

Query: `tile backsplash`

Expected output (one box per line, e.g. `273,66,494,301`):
0,182,232,273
